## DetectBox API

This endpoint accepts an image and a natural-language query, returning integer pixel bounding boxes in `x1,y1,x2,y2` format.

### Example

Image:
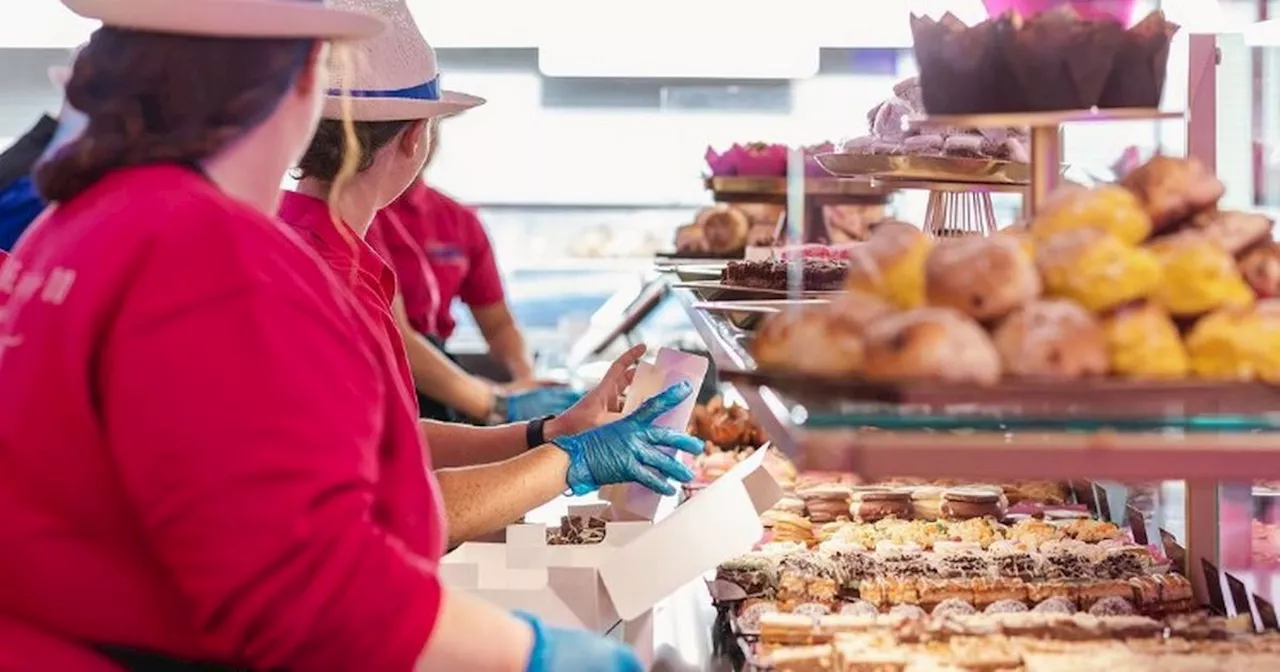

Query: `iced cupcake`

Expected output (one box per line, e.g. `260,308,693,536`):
1036,228,1162,313
1102,303,1189,379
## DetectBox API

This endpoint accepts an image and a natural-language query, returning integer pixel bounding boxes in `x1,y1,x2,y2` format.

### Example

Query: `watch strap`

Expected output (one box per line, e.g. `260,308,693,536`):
526,414,554,450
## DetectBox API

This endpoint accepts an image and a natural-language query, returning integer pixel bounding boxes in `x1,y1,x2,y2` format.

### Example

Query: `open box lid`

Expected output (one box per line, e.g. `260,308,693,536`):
597,445,783,620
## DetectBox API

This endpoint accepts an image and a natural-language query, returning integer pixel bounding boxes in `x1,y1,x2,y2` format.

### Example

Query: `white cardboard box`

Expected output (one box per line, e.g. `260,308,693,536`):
438,447,783,664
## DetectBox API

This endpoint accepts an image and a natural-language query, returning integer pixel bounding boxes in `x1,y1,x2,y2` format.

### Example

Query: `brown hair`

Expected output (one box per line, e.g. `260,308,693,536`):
294,118,413,181
36,28,314,202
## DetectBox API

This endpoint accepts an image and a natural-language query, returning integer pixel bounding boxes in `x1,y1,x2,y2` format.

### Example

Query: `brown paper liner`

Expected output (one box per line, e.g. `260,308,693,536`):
1003,11,1124,111
1099,11,1181,108
912,13,1023,115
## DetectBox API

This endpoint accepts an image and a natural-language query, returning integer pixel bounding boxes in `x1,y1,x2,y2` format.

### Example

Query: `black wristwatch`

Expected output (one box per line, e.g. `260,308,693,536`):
526,415,555,449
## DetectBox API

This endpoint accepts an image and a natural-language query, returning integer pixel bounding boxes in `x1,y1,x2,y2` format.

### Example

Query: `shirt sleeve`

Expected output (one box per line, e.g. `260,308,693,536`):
456,206,505,308
102,283,441,672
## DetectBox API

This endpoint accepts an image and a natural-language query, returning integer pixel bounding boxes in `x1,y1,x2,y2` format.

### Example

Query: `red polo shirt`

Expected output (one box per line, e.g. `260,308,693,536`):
375,180,504,340
278,191,418,399
367,205,440,339
0,166,444,671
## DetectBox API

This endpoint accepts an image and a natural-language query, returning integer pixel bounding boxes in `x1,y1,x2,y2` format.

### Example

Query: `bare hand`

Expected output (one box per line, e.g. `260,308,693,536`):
547,344,645,439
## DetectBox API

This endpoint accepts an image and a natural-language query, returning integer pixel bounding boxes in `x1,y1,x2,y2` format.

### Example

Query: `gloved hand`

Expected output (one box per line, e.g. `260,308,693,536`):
552,381,705,496
500,386,584,423
515,611,643,672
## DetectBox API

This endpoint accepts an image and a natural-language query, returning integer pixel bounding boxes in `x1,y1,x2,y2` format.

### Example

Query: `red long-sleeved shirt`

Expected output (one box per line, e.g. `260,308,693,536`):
0,166,444,671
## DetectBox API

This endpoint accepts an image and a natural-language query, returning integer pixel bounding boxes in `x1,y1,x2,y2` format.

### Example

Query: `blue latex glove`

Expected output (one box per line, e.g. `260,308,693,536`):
552,381,705,496
505,386,584,422
515,611,643,672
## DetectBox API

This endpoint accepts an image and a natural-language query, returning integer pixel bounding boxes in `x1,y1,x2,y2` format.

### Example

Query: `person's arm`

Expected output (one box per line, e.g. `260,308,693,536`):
420,344,644,470
434,446,571,545
456,209,534,380
106,282,532,671
471,300,535,382
392,294,495,421
419,420,528,469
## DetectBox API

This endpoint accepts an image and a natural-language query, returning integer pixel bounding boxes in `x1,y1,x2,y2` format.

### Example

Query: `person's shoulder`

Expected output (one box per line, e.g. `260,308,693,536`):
74,166,341,295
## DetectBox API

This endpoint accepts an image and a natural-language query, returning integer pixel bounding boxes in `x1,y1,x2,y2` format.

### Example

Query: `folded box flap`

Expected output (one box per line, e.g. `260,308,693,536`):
597,447,782,620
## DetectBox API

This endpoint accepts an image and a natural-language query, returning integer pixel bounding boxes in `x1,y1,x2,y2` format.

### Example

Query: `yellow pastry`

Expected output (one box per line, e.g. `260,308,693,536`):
1185,307,1280,382
845,222,932,309
1032,184,1153,245
1147,233,1254,317
1036,228,1162,313
1102,303,1190,379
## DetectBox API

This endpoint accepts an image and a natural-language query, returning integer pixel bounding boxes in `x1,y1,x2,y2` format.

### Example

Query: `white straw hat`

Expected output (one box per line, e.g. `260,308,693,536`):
322,0,484,122
61,0,386,40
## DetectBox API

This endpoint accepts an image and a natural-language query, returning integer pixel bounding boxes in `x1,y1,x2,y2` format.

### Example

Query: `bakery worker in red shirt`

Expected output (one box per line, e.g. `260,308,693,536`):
0,0,687,670
280,0,700,545
370,151,578,424
373,123,564,421
373,188,578,424
378,130,535,375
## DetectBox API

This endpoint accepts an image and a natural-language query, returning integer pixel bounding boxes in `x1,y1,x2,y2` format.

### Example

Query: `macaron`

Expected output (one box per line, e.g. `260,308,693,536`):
940,487,1005,520
799,486,853,524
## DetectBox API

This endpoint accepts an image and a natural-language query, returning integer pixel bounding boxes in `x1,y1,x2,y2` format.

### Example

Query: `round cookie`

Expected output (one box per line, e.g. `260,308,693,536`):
993,299,1108,379
862,308,1002,385
924,235,1041,322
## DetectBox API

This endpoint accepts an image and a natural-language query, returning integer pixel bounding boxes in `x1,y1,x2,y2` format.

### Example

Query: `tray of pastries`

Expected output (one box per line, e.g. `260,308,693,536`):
822,76,1031,185
698,473,1260,671
742,156,1280,421
746,612,1274,671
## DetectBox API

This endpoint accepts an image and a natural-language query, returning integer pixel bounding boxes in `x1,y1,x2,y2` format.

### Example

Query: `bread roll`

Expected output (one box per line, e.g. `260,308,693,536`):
993,299,1108,378
695,205,750,254
1120,156,1224,231
752,305,866,377
845,222,932,309
924,236,1041,322
861,308,1002,385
